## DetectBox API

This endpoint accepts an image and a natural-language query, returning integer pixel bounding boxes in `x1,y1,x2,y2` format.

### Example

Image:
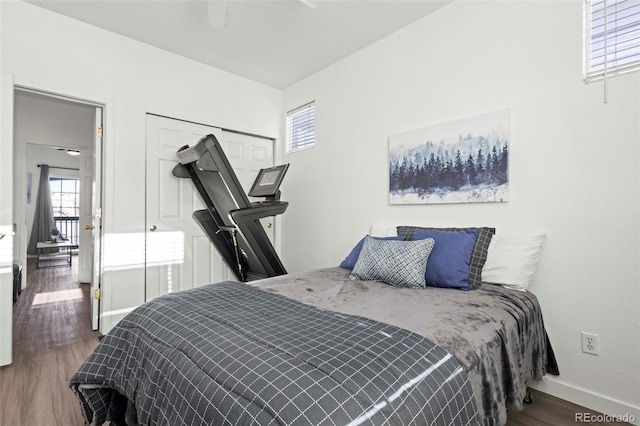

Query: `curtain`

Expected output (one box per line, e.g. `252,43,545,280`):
27,165,58,255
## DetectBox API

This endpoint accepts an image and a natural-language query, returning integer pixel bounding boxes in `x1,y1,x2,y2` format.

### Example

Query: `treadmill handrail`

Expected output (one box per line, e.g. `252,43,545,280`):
229,202,288,224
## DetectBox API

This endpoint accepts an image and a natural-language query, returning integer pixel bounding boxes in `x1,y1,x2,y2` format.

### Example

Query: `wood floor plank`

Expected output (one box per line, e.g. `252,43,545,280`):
0,258,628,425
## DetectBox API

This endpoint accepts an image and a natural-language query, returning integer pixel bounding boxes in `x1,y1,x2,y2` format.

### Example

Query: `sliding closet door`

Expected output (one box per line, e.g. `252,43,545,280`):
145,115,224,300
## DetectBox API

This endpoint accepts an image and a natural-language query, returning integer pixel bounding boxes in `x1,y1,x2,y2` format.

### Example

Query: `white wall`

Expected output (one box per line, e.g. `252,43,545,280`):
282,0,639,420
0,0,282,337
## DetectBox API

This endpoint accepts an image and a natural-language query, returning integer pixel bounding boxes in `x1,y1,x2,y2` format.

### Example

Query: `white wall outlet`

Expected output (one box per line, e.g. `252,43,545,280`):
581,332,599,355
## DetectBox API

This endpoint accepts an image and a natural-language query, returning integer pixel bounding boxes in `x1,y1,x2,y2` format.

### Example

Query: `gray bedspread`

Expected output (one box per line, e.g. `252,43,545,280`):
250,267,558,426
70,280,480,426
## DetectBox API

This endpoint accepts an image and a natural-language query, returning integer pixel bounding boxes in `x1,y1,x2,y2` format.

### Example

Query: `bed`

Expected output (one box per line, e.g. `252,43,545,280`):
69,228,558,426
249,267,558,426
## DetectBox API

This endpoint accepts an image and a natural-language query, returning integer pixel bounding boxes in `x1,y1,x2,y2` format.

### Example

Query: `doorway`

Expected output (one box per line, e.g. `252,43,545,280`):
12,88,104,351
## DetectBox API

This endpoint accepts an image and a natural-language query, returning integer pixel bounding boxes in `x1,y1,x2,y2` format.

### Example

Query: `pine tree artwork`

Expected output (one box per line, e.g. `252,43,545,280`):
389,110,509,204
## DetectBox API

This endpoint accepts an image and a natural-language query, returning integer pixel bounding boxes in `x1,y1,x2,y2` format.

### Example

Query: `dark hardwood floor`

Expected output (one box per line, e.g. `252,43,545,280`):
0,258,100,426
0,258,626,425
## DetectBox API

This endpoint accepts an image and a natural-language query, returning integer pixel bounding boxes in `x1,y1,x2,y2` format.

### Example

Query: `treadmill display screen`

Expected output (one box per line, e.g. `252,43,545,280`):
248,164,290,198
258,170,280,186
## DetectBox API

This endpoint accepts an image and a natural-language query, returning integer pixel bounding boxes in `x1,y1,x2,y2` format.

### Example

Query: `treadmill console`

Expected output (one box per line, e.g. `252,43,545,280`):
248,164,289,200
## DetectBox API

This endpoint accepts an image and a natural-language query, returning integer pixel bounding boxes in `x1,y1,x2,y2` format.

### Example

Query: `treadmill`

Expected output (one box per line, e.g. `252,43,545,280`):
172,134,289,282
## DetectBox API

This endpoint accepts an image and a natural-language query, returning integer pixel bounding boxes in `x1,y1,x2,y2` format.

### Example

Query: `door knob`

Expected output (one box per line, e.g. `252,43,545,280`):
85,224,95,230
267,223,272,229
150,225,157,232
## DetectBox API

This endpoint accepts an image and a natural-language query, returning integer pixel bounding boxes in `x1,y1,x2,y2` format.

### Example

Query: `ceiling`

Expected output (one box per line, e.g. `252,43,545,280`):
25,0,450,89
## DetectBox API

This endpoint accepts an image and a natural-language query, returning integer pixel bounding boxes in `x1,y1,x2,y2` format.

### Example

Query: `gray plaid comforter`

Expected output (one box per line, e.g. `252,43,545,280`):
70,281,480,426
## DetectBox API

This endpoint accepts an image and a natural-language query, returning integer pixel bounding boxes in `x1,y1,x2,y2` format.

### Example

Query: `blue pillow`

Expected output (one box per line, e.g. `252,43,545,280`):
413,229,478,290
339,235,403,269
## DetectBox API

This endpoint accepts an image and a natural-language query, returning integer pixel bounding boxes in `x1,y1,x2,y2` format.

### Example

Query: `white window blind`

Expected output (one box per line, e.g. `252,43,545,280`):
286,102,315,153
584,0,640,82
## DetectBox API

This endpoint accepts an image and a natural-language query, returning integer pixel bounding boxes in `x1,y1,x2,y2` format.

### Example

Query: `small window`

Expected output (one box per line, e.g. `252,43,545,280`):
584,0,640,82
286,101,315,153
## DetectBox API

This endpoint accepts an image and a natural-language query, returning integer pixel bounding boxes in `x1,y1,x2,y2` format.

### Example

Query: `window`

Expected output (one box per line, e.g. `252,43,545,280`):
286,101,315,153
584,0,640,82
50,177,80,217
50,177,80,245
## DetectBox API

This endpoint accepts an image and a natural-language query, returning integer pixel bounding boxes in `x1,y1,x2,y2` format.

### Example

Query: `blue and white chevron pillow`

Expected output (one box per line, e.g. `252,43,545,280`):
350,236,435,288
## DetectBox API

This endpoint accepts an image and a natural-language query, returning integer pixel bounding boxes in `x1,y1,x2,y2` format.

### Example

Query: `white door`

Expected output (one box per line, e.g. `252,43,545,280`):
78,109,101,286
220,131,276,243
90,108,103,330
145,115,224,300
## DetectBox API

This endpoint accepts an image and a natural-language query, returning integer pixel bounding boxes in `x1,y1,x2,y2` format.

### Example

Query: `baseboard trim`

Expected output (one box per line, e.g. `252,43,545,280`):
530,377,639,425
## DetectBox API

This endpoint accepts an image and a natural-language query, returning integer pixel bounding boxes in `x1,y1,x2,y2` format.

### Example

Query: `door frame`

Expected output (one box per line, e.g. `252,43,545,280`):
0,73,15,366
11,83,107,330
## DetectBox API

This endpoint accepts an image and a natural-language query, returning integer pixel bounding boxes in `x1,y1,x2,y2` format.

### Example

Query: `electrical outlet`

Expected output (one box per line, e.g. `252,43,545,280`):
581,332,599,355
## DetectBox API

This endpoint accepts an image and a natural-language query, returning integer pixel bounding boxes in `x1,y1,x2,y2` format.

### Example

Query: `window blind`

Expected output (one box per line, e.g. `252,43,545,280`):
286,102,315,153
584,0,640,82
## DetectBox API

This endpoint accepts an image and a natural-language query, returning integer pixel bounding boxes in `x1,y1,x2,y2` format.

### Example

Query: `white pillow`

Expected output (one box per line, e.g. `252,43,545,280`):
369,224,398,237
481,233,546,291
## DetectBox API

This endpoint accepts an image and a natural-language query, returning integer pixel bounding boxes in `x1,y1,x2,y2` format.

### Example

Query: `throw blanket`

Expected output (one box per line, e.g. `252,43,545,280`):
250,268,559,426
70,281,480,426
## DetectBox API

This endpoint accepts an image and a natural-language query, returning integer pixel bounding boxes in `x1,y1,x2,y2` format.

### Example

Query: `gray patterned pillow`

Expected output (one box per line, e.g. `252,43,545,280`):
397,226,495,289
350,236,435,288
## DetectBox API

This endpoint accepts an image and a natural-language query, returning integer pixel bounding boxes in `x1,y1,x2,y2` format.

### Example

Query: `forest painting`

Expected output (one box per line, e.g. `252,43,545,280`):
389,109,509,205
